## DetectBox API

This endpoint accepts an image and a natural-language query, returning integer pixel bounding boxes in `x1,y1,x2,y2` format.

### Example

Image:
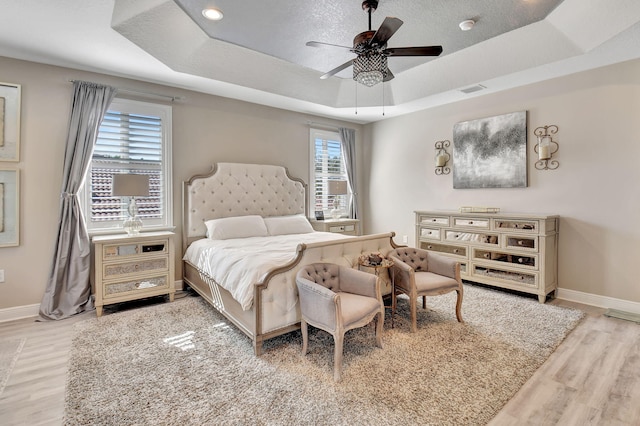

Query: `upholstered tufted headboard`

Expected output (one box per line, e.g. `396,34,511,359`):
182,163,307,249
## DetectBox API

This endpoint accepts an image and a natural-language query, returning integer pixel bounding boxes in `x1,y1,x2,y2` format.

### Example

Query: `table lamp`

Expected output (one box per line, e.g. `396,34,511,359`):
328,180,348,219
111,173,150,236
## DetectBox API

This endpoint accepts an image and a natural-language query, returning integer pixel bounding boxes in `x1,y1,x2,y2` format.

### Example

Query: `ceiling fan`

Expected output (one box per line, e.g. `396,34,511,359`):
306,0,443,87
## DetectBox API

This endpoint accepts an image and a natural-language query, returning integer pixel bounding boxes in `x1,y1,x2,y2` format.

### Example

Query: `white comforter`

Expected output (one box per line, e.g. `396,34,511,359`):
183,232,349,310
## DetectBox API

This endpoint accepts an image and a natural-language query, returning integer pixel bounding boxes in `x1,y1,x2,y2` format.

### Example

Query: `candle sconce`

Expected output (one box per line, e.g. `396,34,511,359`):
533,125,559,170
434,140,451,175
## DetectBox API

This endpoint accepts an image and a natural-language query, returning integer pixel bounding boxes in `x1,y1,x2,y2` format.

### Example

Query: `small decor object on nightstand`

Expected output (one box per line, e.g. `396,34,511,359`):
112,173,150,236
328,180,348,219
358,252,393,268
314,210,325,221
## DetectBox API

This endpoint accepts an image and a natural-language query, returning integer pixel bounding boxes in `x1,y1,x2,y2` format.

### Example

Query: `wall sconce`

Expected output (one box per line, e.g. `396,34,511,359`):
533,125,559,170
434,140,451,175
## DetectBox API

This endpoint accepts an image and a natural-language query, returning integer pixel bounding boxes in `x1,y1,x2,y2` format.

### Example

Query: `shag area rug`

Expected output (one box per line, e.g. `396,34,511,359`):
64,284,584,425
0,338,25,396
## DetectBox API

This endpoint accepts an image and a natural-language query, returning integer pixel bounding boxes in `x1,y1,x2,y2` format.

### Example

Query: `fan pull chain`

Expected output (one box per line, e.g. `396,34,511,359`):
382,81,385,116
355,80,358,115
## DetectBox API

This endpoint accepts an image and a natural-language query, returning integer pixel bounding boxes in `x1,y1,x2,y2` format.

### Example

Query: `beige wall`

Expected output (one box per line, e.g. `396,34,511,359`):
0,56,363,310
363,59,640,303
2,54,638,311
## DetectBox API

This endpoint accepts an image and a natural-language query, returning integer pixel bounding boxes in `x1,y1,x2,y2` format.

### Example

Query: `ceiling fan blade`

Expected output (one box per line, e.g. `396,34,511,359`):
306,41,352,51
384,46,443,57
320,60,353,79
383,69,395,82
369,17,403,47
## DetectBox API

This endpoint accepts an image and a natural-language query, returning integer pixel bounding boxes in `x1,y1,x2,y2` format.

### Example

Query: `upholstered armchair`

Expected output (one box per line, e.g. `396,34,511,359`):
388,248,463,333
295,263,384,382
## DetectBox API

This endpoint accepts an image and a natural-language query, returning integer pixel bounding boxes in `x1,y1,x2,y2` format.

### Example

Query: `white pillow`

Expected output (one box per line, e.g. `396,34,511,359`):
205,215,268,240
264,215,314,236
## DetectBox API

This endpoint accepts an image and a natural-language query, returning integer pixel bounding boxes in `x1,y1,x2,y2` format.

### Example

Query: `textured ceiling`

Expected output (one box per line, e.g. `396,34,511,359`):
0,0,639,123
173,0,563,78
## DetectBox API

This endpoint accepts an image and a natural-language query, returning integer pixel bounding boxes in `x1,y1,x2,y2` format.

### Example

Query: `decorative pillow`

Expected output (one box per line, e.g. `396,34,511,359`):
264,214,314,236
205,215,268,240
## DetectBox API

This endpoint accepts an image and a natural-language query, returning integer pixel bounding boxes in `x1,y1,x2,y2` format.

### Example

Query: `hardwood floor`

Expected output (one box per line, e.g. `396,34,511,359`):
1,297,638,425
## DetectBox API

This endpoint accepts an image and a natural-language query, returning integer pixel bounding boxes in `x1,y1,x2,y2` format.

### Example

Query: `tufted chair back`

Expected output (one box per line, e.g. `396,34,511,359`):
297,263,342,292
295,262,383,382
389,247,429,272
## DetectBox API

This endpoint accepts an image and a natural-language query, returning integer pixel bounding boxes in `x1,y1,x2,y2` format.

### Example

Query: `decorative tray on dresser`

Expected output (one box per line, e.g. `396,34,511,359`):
415,211,559,303
91,231,175,316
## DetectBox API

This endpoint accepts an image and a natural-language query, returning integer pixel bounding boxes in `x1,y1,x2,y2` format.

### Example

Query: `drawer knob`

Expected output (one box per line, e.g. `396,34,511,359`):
518,258,524,263
469,221,473,224
453,249,459,253
517,240,524,245
484,253,490,258
427,245,433,249
432,219,437,222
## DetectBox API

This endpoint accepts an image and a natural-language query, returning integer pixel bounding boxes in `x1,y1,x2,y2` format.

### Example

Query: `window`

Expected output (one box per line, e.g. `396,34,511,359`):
81,98,173,233
309,128,349,217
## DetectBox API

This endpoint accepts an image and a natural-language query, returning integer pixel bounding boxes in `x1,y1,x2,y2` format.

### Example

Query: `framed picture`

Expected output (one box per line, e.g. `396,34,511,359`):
314,210,325,221
0,168,19,247
0,82,21,162
453,111,527,189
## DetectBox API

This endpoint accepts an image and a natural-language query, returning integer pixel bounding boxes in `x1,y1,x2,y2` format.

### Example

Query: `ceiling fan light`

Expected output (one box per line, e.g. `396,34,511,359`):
356,70,384,87
353,53,387,87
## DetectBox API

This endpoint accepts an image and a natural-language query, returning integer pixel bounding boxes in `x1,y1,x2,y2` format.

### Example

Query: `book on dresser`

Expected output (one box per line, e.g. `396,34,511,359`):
415,211,558,303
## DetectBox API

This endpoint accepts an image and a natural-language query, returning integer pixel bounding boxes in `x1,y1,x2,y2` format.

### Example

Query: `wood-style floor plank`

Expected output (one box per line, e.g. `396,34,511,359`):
1,299,639,426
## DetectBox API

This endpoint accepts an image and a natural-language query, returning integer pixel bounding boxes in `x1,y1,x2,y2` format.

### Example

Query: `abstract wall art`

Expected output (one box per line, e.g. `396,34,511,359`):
453,111,527,189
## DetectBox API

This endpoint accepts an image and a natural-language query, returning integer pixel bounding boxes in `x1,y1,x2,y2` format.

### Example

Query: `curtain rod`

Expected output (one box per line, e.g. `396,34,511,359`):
307,121,355,132
68,80,182,102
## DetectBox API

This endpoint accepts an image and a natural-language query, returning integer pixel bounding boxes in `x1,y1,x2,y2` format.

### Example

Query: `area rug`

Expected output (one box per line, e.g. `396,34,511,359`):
64,284,584,425
0,338,26,396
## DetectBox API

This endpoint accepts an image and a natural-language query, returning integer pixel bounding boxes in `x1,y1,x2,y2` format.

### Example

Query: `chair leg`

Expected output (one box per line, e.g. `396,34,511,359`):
375,311,384,349
333,333,344,382
410,294,418,333
301,319,309,355
422,295,427,309
455,289,464,323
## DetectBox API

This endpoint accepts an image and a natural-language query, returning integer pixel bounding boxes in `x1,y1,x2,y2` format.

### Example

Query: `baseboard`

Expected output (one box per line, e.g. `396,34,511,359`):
0,303,40,323
556,288,640,314
0,280,185,323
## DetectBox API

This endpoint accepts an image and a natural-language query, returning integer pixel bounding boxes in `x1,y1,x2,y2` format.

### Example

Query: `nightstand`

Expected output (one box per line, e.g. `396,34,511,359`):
311,218,360,236
91,231,175,317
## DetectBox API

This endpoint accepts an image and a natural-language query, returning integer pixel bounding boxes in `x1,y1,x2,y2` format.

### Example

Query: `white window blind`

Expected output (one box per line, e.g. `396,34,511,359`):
309,129,349,216
82,99,172,233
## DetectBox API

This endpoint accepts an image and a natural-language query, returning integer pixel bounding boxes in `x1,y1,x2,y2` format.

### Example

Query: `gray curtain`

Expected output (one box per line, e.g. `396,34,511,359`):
39,81,117,320
339,127,358,219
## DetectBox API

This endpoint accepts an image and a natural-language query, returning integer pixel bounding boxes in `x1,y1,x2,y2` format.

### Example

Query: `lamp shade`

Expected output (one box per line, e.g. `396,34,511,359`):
112,174,150,197
328,180,348,195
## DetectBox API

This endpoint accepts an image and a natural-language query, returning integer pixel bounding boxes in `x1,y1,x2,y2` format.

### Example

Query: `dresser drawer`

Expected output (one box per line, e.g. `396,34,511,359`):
493,219,538,232
103,239,168,259
103,274,169,297
472,265,538,289
419,241,466,257
452,217,490,229
103,257,168,279
473,249,537,269
418,215,449,226
444,230,498,246
329,224,355,233
419,227,441,240
504,235,538,252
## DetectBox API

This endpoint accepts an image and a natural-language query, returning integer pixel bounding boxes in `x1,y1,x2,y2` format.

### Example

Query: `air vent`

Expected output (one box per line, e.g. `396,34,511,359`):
460,84,486,94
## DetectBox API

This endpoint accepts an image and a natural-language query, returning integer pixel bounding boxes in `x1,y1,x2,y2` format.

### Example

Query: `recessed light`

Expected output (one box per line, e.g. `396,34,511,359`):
202,8,223,21
459,19,475,31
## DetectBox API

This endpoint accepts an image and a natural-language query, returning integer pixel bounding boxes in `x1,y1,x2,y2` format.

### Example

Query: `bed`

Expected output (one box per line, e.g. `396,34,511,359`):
182,162,399,355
